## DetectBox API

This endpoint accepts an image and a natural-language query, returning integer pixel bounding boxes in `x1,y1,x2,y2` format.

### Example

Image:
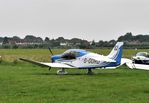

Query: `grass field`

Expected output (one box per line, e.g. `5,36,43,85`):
0,48,149,62
0,49,149,103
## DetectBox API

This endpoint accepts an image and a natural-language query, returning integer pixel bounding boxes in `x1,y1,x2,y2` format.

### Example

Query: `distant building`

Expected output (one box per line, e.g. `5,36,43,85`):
60,42,67,46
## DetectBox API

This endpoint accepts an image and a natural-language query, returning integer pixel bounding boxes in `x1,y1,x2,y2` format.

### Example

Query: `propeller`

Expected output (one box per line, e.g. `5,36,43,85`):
48,47,53,56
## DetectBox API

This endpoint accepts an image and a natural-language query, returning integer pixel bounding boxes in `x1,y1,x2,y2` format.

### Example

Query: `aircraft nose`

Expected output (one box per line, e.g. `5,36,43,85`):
51,55,61,62
51,57,54,63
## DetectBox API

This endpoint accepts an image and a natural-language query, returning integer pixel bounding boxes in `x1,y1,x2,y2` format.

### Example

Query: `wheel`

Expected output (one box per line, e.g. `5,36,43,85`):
87,69,94,75
57,68,68,75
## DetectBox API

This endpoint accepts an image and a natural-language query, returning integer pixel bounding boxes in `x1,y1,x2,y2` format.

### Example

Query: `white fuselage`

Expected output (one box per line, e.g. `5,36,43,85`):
56,52,115,68
132,56,149,61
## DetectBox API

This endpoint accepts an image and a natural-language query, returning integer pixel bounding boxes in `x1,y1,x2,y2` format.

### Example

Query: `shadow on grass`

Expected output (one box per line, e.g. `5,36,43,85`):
31,72,127,77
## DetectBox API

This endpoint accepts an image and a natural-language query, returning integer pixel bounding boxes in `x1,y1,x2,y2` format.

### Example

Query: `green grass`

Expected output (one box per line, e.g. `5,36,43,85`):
0,63,149,103
0,49,149,103
0,48,149,62
0,49,64,62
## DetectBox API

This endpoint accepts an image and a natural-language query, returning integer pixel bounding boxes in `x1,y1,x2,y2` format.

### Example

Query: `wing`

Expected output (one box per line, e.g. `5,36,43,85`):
19,58,75,68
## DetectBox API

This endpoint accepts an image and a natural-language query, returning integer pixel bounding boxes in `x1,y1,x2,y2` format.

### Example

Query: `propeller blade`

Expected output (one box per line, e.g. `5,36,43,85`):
48,47,53,55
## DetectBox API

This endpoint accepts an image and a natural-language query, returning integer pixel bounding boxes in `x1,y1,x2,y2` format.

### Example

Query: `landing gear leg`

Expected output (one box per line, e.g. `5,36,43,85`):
49,67,51,71
87,69,94,75
57,68,68,75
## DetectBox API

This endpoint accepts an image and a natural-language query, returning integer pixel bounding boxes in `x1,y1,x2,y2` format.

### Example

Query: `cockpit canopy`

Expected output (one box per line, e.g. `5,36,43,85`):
136,52,149,58
61,49,88,60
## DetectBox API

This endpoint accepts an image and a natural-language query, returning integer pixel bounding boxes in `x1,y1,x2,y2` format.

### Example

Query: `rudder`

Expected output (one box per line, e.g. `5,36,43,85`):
107,42,124,65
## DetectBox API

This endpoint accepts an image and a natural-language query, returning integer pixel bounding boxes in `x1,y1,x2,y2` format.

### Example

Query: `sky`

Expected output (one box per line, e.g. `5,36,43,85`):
0,0,149,41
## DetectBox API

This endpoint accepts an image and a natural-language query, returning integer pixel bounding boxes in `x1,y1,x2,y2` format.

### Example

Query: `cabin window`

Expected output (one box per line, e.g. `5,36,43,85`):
61,51,77,60
61,49,87,60
136,52,147,57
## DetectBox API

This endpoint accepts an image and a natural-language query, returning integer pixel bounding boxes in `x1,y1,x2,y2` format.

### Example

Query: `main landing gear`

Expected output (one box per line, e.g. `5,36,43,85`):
87,68,94,75
49,67,51,71
57,68,68,75
55,68,94,75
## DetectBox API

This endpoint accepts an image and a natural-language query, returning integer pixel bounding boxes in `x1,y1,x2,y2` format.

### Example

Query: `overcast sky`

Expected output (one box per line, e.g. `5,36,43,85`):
0,0,149,41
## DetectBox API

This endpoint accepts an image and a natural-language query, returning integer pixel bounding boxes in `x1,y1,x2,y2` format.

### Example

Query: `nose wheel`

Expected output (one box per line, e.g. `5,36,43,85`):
57,68,68,75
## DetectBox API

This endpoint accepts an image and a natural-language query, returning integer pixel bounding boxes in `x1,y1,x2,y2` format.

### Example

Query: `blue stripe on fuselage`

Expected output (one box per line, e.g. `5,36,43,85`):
51,49,89,62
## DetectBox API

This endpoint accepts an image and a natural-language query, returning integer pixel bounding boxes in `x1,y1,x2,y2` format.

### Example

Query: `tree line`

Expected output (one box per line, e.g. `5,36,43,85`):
1,33,149,49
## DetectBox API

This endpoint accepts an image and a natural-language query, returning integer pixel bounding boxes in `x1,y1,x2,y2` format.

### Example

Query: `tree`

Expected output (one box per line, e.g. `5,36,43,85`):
36,37,43,43
117,32,133,41
12,36,21,43
0,37,4,43
44,37,50,43
56,37,65,42
2,37,9,45
98,40,104,47
91,40,96,46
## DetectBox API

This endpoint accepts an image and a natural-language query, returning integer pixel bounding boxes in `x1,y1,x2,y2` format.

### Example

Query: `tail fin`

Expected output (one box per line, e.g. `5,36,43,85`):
107,42,124,65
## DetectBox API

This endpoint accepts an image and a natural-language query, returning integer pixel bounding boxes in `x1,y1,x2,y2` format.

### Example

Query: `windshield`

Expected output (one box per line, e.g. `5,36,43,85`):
61,49,88,60
136,52,149,57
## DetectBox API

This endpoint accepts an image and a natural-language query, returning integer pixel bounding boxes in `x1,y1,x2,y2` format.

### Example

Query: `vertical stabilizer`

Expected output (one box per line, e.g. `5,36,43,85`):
107,42,124,65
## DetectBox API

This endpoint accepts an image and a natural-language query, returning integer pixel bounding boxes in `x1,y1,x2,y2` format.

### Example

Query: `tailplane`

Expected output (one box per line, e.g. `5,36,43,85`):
107,42,124,65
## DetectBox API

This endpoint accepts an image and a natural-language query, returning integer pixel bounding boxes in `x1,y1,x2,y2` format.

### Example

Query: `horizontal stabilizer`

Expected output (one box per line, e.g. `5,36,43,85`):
121,58,149,70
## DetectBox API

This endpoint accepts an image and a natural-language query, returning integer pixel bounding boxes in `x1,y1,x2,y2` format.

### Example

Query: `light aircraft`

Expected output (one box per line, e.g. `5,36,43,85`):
132,52,149,64
124,52,149,70
20,42,124,75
